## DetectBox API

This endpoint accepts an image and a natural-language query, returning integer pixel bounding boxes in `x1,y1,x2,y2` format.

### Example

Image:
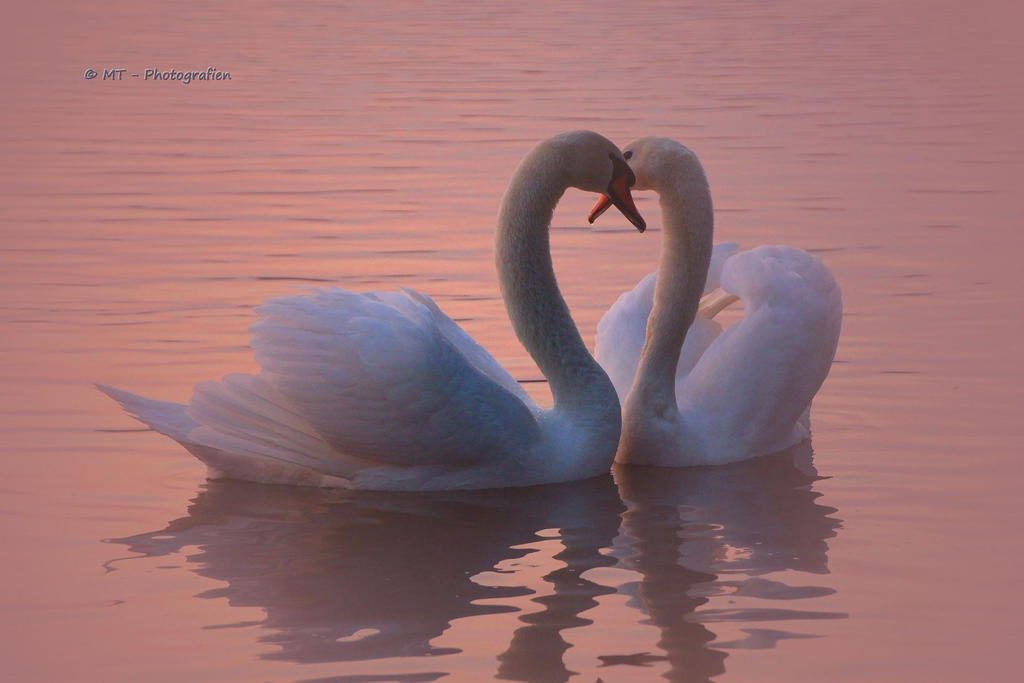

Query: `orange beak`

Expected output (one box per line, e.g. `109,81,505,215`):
587,155,645,232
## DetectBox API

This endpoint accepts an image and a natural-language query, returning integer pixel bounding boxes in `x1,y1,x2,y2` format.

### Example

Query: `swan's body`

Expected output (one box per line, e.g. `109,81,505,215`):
593,137,842,466
101,131,645,491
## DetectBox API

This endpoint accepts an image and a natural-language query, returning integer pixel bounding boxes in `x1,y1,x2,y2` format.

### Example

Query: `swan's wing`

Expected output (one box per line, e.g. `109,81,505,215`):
385,288,532,405
245,287,541,468
680,246,842,456
596,242,739,401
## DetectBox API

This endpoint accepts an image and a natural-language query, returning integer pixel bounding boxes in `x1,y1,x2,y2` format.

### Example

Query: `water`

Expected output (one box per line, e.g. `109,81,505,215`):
1,1,1022,681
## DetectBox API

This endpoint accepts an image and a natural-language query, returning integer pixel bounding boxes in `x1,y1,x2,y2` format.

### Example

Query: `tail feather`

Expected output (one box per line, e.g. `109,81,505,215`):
96,384,196,442
96,381,360,488
189,376,324,456
187,374,369,478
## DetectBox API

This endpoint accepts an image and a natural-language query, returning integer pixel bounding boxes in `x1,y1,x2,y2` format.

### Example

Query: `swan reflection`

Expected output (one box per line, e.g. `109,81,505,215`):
110,475,624,679
109,444,840,681
611,442,844,681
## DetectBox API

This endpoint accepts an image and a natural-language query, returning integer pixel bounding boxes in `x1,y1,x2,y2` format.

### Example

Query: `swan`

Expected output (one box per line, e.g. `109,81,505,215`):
589,136,842,466
100,130,646,491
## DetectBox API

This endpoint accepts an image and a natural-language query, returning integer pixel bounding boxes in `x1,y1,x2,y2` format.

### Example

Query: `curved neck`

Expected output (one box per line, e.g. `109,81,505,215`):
631,164,714,416
495,145,617,415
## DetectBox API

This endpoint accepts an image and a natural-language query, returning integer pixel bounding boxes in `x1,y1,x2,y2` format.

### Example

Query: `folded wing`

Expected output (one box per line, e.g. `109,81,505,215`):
242,288,541,468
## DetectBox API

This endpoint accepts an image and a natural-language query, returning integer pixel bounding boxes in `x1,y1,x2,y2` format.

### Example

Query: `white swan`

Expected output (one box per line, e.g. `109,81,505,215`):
589,136,842,466
100,131,647,491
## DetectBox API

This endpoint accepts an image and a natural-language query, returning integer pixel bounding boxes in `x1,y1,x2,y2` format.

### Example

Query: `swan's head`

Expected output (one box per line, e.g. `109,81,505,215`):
588,136,704,223
545,131,646,232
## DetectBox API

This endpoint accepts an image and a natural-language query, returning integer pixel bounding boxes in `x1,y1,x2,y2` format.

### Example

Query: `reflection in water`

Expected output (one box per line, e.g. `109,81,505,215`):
109,445,841,682
612,443,845,682
110,476,625,681
494,510,622,683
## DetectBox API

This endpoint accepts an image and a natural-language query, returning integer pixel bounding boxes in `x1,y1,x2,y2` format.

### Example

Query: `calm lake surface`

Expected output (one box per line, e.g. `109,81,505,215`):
2,1,1022,681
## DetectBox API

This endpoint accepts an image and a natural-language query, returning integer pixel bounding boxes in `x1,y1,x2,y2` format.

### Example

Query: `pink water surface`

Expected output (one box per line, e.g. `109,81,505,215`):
1,1,1022,681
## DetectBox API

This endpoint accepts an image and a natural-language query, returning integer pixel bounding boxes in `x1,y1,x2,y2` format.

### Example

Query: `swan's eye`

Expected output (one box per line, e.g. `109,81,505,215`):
623,150,633,160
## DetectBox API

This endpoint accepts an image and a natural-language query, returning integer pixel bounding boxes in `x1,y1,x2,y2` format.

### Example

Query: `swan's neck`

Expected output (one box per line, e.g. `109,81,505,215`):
631,164,714,416
495,146,618,418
